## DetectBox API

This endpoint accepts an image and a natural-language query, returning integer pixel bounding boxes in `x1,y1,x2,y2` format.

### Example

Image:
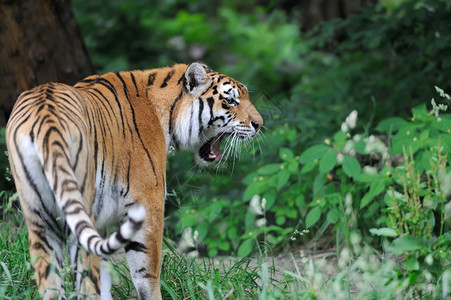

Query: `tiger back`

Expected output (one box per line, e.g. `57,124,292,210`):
6,62,263,299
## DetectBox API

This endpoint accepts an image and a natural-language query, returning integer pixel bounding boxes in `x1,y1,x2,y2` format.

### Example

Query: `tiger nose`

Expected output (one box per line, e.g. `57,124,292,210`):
250,120,262,132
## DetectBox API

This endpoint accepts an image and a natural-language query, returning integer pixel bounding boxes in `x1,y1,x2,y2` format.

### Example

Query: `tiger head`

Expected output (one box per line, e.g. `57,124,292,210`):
173,62,263,166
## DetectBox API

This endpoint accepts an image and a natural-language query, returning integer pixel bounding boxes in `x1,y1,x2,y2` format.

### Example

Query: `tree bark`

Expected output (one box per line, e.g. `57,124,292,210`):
0,0,94,126
274,0,379,31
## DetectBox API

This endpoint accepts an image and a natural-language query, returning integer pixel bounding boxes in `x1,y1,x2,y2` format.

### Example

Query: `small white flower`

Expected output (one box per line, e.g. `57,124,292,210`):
179,227,196,250
341,123,349,133
353,134,362,142
168,145,176,156
193,230,199,242
345,193,353,207
249,195,264,215
255,218,267,227
425,254,433,266
346,110,358,129
336,152,344,164
338,247,351,268
341,110,358,133
342,140,355,156
363,166,378,174
351,232,361,245
261,198,267,210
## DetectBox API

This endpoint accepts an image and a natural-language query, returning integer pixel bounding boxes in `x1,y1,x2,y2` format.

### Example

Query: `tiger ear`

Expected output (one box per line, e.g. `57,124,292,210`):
184,62,209,95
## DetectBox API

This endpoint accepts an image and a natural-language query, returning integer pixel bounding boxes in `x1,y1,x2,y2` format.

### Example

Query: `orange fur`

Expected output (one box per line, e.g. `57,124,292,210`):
6,63,263,299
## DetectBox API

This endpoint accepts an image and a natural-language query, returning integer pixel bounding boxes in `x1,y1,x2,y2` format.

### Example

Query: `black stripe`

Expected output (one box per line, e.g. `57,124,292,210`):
147,72,156,86
42,126,69,166
115,72,158,183
102,240,114,255
188,103,194,141
86,235,98,253
168,91,183,136
125,241,147,253
198,97,204,136
130,72,139,97
44,264,51,279
177,74,184,85
122,159,131,197
62,198,80,211
32,241,46,251
75,220,91,238
209,116,225,126
200,81,214,96
128,218,144,230
116,230,127,244
73,127,83,171
93,238,101,254
32,228,52,252
65,207,85,215
97,77,126,137
206,97,214,125
160,70,175,88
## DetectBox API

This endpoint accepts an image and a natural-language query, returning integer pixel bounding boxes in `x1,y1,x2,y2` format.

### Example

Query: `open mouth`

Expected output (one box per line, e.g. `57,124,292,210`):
199,133,229,162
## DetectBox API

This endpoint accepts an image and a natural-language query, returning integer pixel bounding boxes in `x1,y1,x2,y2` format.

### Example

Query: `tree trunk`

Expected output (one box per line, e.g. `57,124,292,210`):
0,0,94,126
274,0,379,31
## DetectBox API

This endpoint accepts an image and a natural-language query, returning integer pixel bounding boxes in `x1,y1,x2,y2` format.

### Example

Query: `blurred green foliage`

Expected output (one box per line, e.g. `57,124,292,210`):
71,0,451,268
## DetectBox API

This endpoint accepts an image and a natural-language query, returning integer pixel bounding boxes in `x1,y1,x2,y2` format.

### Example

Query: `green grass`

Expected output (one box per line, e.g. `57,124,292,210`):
1,198,449,299
0,208,36,298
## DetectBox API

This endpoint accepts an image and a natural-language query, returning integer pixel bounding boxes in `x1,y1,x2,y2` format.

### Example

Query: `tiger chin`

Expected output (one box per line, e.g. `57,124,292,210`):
6,62,262,299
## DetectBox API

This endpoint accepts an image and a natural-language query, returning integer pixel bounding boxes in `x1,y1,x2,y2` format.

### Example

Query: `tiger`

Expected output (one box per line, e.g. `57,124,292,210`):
5,62,263,299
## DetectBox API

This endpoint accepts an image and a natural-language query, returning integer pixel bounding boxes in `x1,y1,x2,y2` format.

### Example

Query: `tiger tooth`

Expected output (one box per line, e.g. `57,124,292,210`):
208,152,217,160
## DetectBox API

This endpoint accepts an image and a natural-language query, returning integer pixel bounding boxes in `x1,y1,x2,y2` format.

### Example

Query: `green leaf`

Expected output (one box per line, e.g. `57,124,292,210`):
412,104,428,121
360,192,374,209
326,209,339,223
288,161,299,173
354,172,382,183
376,117,408,133
258,164,281,175
369,227,398,237
237,239,253,257
295,194,305,207
432,115,451,132
299,145,329,164
286,209,298,219
402,256,420,271
389,236,428,255
276,215,285,225
319,150,337,174
243,181,267,201
369,180,385,197
419,129,429,143
245,210,256,232
300,161,316,174
342,156,361,178
208,248,218,257
276,169,290,190
421,151,433,170
305,206,321,229
279,147,294,161
263,189,276,210
313,173,327,195
333,131,347,150
208,202,223,221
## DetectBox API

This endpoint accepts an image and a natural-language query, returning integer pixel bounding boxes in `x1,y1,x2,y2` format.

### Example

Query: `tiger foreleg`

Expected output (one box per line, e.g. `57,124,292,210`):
125,205,164,300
